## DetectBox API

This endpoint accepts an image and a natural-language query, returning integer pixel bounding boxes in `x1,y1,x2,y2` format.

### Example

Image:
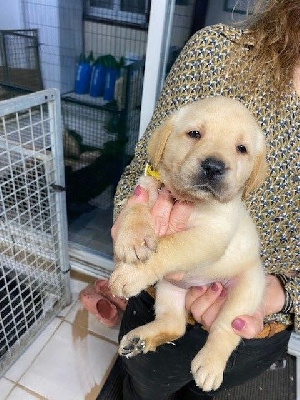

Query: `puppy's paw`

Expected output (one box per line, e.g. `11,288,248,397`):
114,223,157,263
109,263,157,298
191,347,225,392
119,324,172,357
119,334,147,358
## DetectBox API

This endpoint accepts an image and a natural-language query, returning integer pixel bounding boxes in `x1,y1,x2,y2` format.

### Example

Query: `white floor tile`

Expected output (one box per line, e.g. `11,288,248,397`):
57,277,87,318
19,321,117,400
56,301,74,318
70,277,90,297
65,300,120,343
0,377,15,398
6,386,41,399
5,318,62,382
56,296,77,318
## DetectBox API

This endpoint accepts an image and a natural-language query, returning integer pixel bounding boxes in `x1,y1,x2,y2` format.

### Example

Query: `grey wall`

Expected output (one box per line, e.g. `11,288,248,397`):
205,0,248,26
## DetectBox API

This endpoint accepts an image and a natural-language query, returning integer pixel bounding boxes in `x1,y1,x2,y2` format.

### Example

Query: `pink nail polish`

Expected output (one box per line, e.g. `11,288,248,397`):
211,282,219,291
134,185,142,196
232,318,245,331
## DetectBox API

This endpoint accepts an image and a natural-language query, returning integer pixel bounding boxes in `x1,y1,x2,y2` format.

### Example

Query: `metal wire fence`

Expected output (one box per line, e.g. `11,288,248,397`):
0,89,70,375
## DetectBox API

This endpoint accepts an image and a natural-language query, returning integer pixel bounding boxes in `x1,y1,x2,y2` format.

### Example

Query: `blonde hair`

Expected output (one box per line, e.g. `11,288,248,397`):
241,0,300,88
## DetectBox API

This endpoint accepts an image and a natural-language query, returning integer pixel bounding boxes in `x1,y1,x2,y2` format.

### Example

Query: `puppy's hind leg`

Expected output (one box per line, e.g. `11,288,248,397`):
191,266,264,392
119,280,187,358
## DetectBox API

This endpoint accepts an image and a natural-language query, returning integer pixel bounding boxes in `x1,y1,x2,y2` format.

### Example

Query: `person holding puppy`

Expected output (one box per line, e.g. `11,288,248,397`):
110,0,299,399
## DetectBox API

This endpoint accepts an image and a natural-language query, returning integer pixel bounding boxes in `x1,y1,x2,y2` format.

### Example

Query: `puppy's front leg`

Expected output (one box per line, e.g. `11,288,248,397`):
109,260,159,298
110,226,230,299
114,176,160,263
191,266,264,392
144,226,230,278
119,279,187,357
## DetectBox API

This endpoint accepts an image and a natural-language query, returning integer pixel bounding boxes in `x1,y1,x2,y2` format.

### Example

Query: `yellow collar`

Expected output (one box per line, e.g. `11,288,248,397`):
144,163,161,181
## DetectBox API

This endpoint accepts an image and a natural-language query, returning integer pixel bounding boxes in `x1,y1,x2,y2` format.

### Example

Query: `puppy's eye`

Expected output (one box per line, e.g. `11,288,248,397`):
236,145,247,154
187,130,201,139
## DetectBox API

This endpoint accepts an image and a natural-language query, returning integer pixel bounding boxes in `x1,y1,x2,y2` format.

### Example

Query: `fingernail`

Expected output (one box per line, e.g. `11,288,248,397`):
193,286,206,294
220,288,227,298
232,318,246,331
211,282,219,291
134,185,142,196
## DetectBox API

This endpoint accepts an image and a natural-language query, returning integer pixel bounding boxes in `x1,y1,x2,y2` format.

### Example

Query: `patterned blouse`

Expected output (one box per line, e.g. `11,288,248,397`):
114,24,299,333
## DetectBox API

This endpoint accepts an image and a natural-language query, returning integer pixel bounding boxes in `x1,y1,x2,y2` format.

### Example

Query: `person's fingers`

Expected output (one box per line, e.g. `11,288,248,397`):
151,187,174,236
187,282,224,323
200,289,227,330
128,185,150,204
185,286,208,310
231,310,264,339
166,200,194,235
111,185,149,241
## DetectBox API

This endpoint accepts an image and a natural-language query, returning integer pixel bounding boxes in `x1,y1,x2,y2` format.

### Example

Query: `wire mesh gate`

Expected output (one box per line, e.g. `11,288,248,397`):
0,89,71,375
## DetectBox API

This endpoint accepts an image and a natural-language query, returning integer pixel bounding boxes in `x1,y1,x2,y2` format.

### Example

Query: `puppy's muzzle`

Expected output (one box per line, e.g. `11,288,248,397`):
191,157,227,198
201,157,225,181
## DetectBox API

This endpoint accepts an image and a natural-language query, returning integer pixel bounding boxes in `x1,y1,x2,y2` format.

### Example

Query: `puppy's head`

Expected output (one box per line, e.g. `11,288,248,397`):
148,96,267,203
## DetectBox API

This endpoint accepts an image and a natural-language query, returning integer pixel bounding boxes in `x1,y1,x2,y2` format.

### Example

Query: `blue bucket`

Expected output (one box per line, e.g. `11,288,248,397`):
103,68,120,101
74,62,92,94
89,65,107,97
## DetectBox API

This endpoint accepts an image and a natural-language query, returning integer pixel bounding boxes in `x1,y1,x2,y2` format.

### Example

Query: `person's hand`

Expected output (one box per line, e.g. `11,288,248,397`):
111,185,194,241
151,186,194,236
185,275,286,339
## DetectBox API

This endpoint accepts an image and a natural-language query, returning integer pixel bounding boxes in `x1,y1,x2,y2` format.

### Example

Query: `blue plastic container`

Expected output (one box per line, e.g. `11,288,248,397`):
103,68,120,101
89,65,107,97
74,62,92,94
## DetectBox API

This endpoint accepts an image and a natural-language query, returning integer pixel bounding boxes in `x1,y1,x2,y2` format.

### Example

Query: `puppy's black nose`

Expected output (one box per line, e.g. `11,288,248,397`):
201,157,225,179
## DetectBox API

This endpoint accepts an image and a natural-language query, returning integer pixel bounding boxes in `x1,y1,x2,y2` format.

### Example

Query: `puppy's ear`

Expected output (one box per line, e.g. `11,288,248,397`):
147,115,174,168
242,141,267,198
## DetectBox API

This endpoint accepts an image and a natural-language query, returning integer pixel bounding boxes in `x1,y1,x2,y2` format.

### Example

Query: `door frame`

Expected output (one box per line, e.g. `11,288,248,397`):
139,0,176,138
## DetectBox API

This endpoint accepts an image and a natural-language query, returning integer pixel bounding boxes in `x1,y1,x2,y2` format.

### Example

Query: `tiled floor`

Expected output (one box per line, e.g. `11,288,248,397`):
68,206,114,257
0,271,119,400
1,270,298,400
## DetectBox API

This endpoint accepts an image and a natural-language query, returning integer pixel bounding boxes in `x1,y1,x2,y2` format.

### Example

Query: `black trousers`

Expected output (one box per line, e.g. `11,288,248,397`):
119,291,291,400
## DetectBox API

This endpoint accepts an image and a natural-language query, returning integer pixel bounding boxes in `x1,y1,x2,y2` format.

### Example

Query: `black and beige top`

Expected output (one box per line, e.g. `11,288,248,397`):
114,24,299,333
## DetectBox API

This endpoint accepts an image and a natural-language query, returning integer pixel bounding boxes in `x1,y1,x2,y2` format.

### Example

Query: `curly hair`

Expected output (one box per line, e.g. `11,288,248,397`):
241,0,300,88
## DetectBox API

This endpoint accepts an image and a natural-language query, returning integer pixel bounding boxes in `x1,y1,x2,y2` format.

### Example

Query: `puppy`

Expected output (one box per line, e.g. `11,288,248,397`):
109,96,267,392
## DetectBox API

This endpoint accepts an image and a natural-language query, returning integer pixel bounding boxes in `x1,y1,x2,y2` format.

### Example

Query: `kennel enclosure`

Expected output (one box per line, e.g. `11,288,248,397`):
0,89,70,375
0,29,43,101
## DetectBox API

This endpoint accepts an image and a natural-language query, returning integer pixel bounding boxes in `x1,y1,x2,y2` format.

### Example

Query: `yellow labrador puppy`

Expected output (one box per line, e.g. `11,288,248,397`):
110,96,267,392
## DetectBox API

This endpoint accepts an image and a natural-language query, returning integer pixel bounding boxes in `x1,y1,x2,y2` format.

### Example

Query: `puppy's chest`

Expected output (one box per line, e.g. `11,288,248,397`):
186,202,228,229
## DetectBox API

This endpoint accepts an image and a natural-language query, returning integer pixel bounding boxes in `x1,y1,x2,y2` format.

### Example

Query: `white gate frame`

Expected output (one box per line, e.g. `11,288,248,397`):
139,0,176,138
